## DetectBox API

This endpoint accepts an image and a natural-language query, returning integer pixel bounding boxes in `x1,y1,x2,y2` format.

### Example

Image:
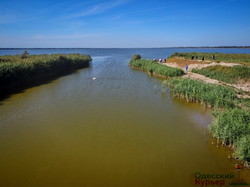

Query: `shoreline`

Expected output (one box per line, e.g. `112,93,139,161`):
162,59,250,95
130,53,250,168
0,53,92,98
1,46,250,50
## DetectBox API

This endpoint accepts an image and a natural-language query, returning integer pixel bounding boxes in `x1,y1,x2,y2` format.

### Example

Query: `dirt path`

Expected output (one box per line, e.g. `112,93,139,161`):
165,57,241,70
161,61,250,98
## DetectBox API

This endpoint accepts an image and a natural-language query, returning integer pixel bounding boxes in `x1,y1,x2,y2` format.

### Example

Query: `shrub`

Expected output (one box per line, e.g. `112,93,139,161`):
131,54,141,61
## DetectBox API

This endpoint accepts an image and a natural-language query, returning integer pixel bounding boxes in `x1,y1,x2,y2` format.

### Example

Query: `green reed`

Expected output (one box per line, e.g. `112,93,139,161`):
0,53,92,93
210,109,250,163
164,78,238,108
163,77,250,164
192,65,250,84
130,58,184,77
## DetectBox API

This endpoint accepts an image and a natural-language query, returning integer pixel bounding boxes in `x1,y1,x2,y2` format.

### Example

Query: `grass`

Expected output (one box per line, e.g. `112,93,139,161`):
210,109,250,146
192,65,250,84
210,109,250,163
162,51,250,165
163,75,250,164
163,77,250,164
235,135,250,162
241,98,250,109
130,53,250,164
130,58,184,77
169,52,250,64
0,53,92,93
164,78,238,108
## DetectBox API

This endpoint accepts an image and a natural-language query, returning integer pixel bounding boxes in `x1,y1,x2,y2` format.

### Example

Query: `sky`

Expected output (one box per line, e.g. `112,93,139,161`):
0,0,250,48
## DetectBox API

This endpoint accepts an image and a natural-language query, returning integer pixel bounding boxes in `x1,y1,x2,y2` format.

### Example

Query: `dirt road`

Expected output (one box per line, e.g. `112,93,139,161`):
161,59,250,97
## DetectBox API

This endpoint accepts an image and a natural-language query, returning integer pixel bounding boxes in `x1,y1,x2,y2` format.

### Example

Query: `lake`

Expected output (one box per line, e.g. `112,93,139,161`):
0,48,249,186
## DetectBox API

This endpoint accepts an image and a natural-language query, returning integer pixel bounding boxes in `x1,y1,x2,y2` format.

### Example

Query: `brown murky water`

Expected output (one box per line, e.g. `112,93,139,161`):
0,49,249,186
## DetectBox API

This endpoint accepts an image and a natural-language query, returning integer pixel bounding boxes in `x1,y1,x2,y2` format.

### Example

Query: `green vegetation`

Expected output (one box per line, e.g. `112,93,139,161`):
235,135,250,162
131,54,141,61
133,52,250,165
241,98,250,109
192,65,250,84
130,58,184,77
0,53,92,93
169,52,250,64
163,52,250,165
210,109,250,146
210,109,250,163
164,78,238,108
164,77,250,164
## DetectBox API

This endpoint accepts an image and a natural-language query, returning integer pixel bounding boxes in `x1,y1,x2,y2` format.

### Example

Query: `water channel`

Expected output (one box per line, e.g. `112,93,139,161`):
0,48,249,186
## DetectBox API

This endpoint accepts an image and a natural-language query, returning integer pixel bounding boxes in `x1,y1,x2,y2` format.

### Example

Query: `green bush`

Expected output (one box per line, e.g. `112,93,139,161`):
131,54,141,61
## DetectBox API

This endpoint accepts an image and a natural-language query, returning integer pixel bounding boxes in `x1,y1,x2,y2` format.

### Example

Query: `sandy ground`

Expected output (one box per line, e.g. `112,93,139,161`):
162,57,250,98
166,57,240,71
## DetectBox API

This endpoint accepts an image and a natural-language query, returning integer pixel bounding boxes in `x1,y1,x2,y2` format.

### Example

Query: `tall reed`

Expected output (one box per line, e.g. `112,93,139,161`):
164,78,238,108
0,53,92,93
192,65,250,84
210,109,250,163
130,58,184,77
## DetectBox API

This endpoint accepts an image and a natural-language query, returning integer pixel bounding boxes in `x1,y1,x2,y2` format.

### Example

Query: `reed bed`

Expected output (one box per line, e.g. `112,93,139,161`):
192,65,250,84
130,58,184,77
210,109,250,163
159,51,250,165
164,78,238,108
0,53,92,93
164,77,250,165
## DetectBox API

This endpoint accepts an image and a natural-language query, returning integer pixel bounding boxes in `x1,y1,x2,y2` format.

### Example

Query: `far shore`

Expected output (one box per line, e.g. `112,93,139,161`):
1,46,250,50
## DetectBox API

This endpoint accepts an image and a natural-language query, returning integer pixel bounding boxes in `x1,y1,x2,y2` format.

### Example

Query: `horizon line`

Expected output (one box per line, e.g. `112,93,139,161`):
1,46,250,50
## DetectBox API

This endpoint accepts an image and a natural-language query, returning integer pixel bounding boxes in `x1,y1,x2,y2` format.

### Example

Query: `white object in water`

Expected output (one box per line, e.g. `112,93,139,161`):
92,77,96,80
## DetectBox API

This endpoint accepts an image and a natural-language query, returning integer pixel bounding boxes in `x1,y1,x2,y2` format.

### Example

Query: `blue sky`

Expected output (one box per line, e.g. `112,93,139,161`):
0,0,250,48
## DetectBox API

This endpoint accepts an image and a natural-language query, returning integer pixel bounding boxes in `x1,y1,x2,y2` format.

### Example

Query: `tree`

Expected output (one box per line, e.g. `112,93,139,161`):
21,51,29,59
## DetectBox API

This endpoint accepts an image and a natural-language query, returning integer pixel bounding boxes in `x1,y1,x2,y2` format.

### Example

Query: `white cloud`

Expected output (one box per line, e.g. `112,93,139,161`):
33,33,104,39
61,0,129,19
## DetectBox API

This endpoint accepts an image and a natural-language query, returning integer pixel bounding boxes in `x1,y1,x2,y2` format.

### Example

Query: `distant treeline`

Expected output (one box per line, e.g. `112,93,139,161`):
159,46,250,49
0,53,91,95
